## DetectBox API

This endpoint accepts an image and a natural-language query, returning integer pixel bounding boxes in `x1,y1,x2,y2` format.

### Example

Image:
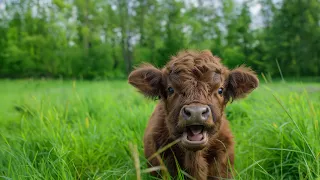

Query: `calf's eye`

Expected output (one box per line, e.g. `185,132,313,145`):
218,88,223,95
167,87,174,95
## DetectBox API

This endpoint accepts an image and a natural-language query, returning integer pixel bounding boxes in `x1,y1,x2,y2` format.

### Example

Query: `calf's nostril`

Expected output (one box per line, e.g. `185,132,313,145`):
202,107,209,115
201,107,210,120
182,107,192,119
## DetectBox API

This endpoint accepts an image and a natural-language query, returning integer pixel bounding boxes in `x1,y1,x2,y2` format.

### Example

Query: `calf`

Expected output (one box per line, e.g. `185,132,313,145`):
128,50,259,179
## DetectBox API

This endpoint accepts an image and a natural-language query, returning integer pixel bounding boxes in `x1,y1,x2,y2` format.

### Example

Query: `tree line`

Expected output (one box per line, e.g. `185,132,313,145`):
0,0,319,79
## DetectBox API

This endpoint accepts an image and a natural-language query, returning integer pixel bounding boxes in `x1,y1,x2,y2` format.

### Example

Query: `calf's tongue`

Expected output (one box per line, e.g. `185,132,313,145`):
189,125,203,135
188,133,203,141
187,125,204,141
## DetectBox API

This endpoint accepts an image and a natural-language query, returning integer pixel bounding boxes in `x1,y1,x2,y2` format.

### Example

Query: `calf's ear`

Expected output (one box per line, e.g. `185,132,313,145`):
225,65,259,101
128,64,163,98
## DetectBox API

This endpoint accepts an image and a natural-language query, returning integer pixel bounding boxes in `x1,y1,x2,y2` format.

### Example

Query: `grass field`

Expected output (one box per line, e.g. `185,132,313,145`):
0,79,319,180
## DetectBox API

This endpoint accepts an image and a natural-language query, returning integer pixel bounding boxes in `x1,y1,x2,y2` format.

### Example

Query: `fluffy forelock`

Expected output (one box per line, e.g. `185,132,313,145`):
163,50,227,87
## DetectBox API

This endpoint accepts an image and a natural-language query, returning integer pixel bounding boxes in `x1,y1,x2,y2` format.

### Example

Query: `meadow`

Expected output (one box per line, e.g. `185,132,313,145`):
0,79,319,180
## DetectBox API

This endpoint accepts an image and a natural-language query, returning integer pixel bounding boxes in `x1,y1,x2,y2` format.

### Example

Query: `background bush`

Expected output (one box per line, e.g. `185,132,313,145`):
0,0,319,79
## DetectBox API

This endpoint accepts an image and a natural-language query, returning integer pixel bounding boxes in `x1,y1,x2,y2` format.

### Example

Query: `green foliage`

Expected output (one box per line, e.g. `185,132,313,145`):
222,47,246,68
0,0,319,79
0,80,319,179
262,0,320,77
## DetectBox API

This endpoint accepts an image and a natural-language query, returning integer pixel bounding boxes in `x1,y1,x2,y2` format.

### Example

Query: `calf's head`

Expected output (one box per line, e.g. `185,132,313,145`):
128,50,258,151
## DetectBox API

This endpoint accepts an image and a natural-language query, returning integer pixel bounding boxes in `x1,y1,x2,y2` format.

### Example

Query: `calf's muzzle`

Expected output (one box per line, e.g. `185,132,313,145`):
181,104,211,123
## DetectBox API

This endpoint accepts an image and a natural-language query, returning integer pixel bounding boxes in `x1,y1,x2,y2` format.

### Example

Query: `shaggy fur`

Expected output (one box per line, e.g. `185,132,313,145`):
128,50,259,180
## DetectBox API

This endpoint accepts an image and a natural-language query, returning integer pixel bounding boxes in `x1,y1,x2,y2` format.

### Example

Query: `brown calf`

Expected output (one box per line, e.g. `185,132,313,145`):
128,50,259,179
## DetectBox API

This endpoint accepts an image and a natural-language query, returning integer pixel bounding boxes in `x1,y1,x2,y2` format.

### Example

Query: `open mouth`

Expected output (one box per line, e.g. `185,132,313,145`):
181,125,208,150
187,125,205,141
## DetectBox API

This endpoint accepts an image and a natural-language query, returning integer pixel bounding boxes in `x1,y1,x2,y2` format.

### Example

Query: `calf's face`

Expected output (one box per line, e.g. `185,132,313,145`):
128,50,258,151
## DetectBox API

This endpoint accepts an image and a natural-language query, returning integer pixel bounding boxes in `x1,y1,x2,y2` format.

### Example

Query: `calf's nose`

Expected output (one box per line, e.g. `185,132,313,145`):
181,105,211,121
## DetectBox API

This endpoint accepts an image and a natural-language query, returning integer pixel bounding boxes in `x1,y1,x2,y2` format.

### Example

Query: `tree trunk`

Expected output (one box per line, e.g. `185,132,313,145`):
126,31,133,73
118,0,132,75
83,0,90,57
139,0,146,46
112,37,119,70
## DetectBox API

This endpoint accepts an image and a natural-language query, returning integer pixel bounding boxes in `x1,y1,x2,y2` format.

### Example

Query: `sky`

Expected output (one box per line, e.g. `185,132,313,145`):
0,0,4,10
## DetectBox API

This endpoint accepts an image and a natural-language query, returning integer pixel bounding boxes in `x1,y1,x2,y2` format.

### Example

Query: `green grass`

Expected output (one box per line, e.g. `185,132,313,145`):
0,79,319,180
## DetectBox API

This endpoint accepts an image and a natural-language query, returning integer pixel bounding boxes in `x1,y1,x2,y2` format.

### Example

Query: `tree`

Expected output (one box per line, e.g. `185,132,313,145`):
0,0,319,79
266,0,320,76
